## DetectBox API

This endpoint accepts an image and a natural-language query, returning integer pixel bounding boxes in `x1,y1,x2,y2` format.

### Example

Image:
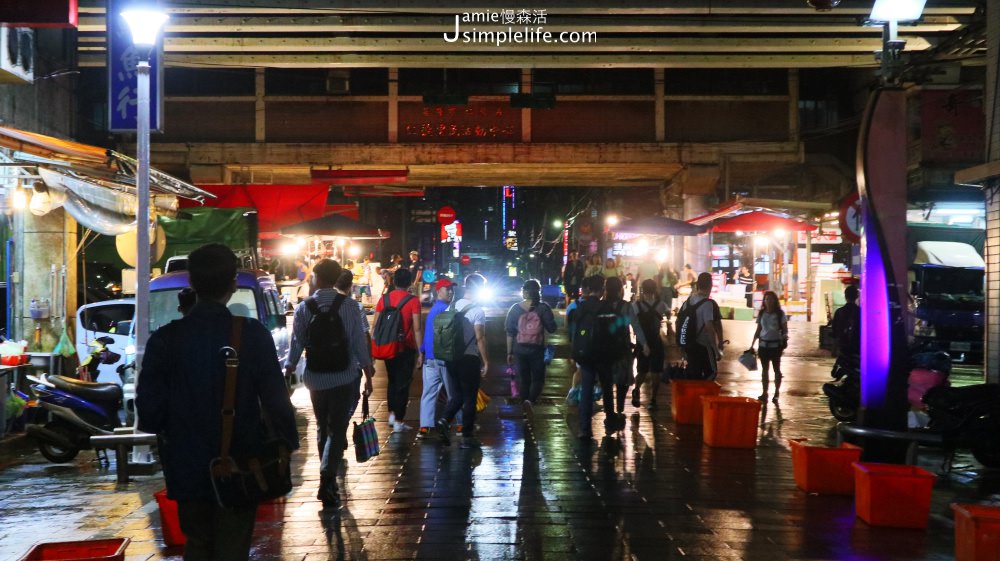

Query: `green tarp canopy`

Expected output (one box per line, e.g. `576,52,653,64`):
83,207,251,269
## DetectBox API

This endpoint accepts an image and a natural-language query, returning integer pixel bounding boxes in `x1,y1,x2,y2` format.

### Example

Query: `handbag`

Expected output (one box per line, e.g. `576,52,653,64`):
352,394,380,463
209,317,293,508
476,388,491,413
739,349,759,371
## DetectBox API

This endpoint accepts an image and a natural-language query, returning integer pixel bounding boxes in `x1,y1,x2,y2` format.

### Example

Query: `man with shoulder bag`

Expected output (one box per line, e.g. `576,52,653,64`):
285,259,375,510
137,244,299,561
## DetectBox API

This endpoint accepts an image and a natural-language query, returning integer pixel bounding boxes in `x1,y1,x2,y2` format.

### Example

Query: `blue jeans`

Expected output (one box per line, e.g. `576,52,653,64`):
177,500,256,561
420,359,462,428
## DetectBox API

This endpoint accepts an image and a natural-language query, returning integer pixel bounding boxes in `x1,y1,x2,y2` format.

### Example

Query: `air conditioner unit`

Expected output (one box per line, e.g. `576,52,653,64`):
326,69,350,95
0,27,34,84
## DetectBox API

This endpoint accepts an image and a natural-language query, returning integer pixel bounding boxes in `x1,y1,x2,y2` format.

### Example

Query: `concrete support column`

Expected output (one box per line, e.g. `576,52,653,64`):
683,194,711,274
15,208,77,351
521,69,532,143
388,68,399,143
254,68,266,143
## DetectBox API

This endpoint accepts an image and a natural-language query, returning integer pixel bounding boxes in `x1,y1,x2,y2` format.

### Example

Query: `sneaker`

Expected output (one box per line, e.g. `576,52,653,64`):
435,419,451,445
393,421,412,433
631,388,640,408
417,427,431,439
771,393,780,404
459,436,480,449
757,394,768,402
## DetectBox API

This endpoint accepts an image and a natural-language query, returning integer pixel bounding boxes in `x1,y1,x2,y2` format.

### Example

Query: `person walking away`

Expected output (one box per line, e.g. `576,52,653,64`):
569,275,606,439
737,265,755,309
636,258,659,298
137,243,299,560
659,264,678,315
372,268,422,432
832,284,860,359
562,251,585,306
750,291,788,403
283,260,374,509
505,279,558,415
435,273,489,448
417,278,462,438
632,280,669,408
603,277,649,416
676,272,724,380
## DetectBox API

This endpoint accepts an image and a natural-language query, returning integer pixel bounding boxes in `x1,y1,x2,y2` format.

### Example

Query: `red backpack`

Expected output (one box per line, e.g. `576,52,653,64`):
371,293,415,360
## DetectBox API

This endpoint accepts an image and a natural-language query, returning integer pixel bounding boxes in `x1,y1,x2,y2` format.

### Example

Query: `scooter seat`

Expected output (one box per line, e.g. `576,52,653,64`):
48,375,123,402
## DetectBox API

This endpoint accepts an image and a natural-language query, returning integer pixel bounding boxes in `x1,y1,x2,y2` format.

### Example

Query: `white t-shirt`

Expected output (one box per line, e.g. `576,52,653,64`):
757,310,786,347
453,298,486,357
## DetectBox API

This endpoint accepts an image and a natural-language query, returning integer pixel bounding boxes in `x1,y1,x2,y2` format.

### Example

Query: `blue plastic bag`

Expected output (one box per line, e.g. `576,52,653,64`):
565,385,581,406
543,344,555,365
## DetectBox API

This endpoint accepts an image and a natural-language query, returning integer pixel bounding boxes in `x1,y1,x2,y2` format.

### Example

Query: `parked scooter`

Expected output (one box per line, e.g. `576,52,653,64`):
822,352,952,424
922,383,1000,468
822,354,861,422
26,336,125,463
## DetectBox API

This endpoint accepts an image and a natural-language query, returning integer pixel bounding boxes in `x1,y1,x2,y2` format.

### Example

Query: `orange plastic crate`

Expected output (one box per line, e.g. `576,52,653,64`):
670,380,721,424
789,439,862,495
701,396,761,449
154,489,186,546
853,462,936,529
953,504,1000,561
18,539,129,561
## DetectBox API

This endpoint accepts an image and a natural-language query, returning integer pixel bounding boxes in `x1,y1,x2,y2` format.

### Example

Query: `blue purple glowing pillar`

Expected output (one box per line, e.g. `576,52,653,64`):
856,87,911,462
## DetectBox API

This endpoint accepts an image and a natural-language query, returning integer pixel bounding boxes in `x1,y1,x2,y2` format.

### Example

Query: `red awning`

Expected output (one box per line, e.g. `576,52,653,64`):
181,184,329,234
709,211,817,233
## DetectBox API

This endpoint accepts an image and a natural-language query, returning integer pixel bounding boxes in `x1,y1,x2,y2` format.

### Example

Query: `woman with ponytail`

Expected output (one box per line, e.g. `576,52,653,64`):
505,279,557,414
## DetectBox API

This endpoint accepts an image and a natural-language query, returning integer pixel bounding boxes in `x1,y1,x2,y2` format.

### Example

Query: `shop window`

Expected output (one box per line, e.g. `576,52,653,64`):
165,68,255,96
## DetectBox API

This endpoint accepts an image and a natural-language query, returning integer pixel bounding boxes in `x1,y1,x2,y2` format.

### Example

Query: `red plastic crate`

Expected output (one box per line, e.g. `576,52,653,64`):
670,380,721,424
789,439,862,495
853,462,936,529
953,503,1000,561
17,539,129,561
701,396,761,449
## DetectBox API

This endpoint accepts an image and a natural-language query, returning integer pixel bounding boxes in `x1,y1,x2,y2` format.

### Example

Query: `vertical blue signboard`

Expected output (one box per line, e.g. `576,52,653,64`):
107,0,163,132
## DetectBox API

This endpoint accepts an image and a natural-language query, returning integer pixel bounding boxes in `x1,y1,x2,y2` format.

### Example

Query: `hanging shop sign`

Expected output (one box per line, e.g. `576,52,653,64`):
106,0,163,132
441,220,463,242
505,230,518,250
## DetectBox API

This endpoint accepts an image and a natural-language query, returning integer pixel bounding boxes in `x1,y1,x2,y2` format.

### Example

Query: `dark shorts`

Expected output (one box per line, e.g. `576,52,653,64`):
636,345,664,374
758,347,783,361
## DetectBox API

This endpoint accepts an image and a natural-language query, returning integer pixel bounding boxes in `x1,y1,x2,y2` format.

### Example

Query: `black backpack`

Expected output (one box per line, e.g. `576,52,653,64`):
304,295,350,373
572,300,629,366
636,299,664,340
675,297,712,352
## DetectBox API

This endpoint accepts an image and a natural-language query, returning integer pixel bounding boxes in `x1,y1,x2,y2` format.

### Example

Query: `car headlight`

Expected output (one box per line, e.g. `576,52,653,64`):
913,319,936,338
477,287,495,303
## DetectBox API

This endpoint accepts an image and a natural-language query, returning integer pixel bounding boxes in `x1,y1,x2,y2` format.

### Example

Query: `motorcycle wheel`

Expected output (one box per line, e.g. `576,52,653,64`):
828,400,857,423
37,422,80,463
972,442,1000,468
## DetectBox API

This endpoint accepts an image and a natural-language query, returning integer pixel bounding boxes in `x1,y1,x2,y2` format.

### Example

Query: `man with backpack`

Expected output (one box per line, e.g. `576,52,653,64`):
284,259,373,509
417,277,461,439
373,268,422,432
434,273,489,448
504,279,558,414
676,272,725,380
633,279,669,408
562,251,585,306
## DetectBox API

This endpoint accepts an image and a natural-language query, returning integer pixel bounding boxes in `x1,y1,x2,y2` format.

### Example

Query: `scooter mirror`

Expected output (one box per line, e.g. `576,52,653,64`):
95,336,115,346
99,350,121,365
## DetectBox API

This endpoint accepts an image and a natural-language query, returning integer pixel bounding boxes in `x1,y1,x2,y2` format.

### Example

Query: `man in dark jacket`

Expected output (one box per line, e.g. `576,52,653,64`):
562,251,585,306
137,243,299,561
833,284,861,358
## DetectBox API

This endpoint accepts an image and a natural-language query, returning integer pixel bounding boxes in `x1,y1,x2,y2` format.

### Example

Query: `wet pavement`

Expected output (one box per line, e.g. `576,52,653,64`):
1,314,998,561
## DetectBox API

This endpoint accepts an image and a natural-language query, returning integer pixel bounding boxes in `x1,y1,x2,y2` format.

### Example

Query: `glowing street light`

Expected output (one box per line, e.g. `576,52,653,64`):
606,214,619,227
655,248,669,263
552,219,564,229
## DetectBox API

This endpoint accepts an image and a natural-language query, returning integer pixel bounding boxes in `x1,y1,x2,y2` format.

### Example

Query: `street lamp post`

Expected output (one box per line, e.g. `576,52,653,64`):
122,7,167,459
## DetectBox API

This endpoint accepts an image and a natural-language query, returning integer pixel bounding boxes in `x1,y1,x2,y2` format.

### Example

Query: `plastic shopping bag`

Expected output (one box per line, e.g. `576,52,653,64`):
738,349,759,372
565,385,582,406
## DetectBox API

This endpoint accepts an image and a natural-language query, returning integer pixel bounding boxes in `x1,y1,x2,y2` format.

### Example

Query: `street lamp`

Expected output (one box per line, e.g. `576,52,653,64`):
552,219,563,229
868,0,926,84
122,7,166,453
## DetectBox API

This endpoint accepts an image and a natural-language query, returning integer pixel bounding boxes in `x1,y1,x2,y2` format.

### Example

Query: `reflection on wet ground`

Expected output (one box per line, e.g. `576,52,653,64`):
0,318,997,560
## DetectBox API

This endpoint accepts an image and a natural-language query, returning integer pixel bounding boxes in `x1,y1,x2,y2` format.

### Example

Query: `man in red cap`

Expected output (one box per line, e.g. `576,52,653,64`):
416,277,462,438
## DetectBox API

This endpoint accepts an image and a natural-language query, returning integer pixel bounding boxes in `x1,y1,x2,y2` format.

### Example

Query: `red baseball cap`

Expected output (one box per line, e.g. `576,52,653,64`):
434,278,454,290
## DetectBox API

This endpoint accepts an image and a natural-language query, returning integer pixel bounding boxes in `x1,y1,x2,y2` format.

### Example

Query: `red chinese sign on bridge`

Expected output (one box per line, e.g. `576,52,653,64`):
400,102,519,142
